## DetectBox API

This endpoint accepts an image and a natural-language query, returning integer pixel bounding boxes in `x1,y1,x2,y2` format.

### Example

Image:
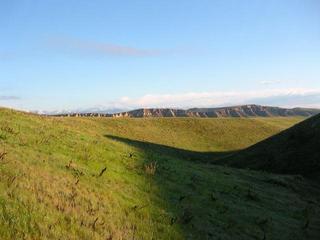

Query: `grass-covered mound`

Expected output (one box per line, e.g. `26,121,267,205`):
217,114,320,178
0,108,319,239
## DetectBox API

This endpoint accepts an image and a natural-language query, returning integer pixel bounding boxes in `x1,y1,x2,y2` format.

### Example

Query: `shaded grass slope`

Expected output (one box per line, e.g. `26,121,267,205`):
0,108,319,239
217,114,320,178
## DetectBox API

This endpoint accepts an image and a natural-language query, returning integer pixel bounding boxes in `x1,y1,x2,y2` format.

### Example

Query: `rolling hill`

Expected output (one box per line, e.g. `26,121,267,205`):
216,113,320,178
0,108,319,239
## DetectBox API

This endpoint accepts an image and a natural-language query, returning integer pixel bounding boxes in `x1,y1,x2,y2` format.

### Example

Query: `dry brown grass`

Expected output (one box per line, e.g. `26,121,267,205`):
144,161,157,175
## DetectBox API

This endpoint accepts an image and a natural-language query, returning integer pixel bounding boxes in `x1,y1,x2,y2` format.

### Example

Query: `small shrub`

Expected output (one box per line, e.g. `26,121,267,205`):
246,189,259,201
144,161,157,175
0,151,7,161
0,145,8,163
1,126,16,135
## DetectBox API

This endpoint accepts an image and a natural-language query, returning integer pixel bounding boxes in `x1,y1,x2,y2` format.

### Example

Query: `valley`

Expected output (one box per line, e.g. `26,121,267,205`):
0,108,319,239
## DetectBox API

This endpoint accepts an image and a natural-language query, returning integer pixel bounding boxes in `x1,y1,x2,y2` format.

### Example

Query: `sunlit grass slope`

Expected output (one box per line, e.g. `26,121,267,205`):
76,116,303,152
1,108,319,240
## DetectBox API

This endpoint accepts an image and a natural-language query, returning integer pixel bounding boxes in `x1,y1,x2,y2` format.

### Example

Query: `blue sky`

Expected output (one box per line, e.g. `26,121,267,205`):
1,0,320,111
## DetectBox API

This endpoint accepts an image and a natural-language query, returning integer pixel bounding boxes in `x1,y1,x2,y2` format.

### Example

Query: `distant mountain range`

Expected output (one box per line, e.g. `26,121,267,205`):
35,107,126,115
50,104,320,118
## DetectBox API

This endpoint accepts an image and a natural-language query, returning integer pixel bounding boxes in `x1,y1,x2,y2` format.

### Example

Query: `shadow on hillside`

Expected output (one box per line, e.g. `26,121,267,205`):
105,134,236,163
104,134,320,239
105,134,237,238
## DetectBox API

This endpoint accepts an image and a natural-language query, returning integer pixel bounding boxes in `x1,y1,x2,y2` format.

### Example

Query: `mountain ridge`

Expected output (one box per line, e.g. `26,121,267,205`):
51,104,320,118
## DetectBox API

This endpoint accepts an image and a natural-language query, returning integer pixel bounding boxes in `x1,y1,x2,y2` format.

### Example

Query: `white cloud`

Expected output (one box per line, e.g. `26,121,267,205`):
111,88,320,109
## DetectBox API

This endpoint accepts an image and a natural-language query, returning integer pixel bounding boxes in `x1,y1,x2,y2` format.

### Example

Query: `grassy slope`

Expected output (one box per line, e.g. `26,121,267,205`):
86,117,305,152
216,113,320,178
0,109,319,239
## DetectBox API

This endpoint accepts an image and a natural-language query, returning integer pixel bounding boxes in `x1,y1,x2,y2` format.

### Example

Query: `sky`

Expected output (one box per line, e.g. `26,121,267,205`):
1,0,320,112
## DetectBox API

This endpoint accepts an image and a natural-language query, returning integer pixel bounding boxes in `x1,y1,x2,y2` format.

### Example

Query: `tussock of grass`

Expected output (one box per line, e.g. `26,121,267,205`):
0,108,319,239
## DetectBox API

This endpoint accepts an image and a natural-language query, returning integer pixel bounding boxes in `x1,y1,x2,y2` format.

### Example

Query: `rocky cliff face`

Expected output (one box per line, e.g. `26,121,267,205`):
112,108,189,118
111,105,320,118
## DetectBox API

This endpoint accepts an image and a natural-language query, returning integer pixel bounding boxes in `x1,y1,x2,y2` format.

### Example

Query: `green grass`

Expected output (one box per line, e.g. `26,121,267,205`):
0,108,319,239
217,113,320,178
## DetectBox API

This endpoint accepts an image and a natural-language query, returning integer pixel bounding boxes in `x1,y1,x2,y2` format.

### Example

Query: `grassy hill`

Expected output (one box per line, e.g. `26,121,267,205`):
1,108,319,239
216,113,320,178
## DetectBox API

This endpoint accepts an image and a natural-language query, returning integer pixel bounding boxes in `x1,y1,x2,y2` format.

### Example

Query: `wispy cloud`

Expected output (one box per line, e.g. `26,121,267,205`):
108,88,320,109
259,80,281,85
0,52,14,61
0,96,20,101
48,37,165,57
